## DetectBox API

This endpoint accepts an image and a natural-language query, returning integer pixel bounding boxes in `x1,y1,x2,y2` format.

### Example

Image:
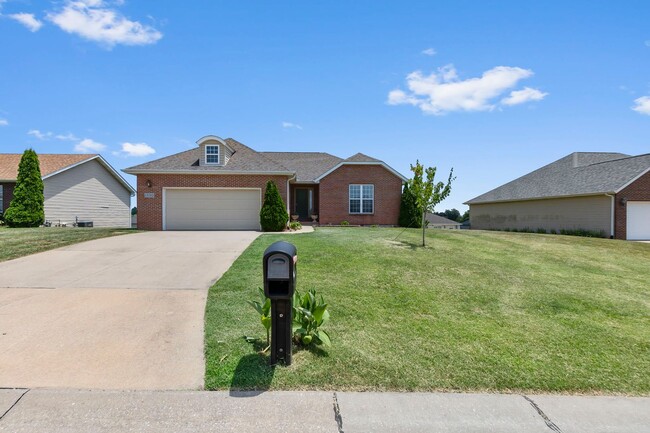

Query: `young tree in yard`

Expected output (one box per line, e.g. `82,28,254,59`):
259,180,288,231
408,160,455,246
398,183,422,228
4,149,44,227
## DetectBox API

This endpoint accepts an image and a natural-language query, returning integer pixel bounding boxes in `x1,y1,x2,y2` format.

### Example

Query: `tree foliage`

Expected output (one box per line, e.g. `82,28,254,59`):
398,183,422,228
408,160,455,246
4,149,44,228
259,180,288,231
435,208,461,222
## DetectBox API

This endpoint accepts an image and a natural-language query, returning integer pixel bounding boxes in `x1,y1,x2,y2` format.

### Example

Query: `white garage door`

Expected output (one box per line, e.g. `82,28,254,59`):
165,188,261,230
627,201,650,240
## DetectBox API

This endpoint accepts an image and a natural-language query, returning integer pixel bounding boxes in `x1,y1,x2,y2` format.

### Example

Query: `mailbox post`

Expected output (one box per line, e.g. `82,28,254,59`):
263,241,297,366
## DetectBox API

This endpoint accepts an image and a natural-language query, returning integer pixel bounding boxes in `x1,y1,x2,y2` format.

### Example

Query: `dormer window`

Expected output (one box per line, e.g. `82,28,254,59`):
205,145,220,165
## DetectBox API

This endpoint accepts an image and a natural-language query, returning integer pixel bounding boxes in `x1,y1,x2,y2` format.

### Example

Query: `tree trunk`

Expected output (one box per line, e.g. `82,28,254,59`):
421,211,426,246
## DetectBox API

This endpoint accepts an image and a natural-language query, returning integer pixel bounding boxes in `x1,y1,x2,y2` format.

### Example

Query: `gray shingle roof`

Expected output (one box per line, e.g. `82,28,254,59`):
466,152,650,204
123,137,406,182
261,152,342,182
426,213,462,225
124,138,292,174
345,152,381,162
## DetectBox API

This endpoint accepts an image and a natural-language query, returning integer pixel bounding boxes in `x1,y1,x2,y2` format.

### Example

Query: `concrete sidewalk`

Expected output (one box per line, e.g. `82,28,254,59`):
0,389,647,433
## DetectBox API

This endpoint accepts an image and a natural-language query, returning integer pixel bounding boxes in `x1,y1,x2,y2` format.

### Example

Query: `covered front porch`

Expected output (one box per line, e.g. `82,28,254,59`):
289,183,319,222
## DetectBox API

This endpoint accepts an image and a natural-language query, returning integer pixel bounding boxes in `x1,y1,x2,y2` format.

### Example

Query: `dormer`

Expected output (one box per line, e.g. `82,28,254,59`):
197,135,235,166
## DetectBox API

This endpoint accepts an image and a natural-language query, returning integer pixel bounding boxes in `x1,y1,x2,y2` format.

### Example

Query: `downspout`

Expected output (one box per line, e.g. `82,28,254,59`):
605,193,615,239
287,174,296,216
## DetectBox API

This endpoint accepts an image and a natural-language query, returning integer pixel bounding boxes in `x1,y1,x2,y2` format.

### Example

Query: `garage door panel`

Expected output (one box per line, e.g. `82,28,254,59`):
627,201,650,240
165,189,261,230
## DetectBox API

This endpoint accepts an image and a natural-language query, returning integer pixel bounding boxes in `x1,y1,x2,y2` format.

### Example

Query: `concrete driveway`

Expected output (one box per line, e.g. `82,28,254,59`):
0,231,260,390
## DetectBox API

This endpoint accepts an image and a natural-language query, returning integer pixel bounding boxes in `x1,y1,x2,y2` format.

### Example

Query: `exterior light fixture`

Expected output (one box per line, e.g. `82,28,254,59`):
146,180,152,188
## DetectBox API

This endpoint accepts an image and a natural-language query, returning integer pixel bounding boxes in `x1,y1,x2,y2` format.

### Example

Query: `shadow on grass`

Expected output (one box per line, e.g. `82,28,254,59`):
229,352,275,397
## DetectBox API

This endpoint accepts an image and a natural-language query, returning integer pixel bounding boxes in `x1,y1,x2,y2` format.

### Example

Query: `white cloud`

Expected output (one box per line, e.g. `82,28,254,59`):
46,0,162,47
501,87,548,106
632,96,650,115
0,119,8,126
387,64,544,115
8,13,43,32
282,121,303,130
116,142,155,157
27,129,53,140
55,133,79,141
422,48,436,56
74,138,106,153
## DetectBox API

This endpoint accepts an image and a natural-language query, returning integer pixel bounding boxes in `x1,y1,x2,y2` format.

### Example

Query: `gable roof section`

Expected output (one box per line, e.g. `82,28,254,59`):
261,152,342,182
124,138,294,175
314,154,408,182
0,153,135,195
465,152,650,204
345,152,381,163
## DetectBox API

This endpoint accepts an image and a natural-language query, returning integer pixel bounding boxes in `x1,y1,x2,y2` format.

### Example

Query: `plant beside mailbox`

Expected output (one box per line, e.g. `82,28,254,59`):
292,288,331,347
248,287,331,350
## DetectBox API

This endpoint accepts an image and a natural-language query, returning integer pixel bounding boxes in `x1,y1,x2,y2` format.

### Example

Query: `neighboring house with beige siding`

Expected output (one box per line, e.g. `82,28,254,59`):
0,153,134,227
465,152,650,240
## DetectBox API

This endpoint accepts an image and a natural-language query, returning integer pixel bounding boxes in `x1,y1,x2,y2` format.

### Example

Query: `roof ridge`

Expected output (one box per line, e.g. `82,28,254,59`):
585,153,650,167
225,138,293,172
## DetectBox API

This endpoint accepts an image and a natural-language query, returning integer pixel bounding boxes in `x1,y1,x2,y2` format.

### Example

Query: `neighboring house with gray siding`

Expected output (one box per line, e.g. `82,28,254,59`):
0,153,134,227
465,152,650,240
426,213,462,229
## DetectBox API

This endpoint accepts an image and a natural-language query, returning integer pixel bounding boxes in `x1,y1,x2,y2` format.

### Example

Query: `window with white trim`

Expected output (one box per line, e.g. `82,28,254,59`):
205,145,220,164
349,184,374,214
0,185,3,213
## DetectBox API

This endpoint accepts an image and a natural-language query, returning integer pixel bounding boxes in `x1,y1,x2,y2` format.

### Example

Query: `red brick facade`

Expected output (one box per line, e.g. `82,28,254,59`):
318,165,403,225
614,170,650,240
135,165,404,230
136,174,290,230
0,182,15,213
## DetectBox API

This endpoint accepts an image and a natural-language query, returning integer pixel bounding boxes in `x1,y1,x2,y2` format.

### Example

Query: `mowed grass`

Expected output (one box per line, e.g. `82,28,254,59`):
204,228,650,395
0,226,138,262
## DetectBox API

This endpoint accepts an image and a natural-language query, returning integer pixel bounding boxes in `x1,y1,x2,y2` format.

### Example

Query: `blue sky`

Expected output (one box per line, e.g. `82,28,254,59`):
1,1,649,212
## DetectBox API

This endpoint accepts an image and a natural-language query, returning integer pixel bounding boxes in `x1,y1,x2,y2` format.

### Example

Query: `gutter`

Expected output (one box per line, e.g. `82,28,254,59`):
605,193,615,239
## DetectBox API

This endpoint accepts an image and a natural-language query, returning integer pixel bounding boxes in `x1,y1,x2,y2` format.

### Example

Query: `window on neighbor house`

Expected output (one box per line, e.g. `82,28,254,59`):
205,145,220,164
349,184,374,214
0,185,3,213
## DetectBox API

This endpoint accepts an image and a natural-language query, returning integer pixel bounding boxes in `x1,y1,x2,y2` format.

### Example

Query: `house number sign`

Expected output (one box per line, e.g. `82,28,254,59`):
144,192,155,199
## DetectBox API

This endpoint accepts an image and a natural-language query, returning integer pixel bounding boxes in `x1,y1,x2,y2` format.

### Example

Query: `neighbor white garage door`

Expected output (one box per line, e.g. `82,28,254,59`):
164,188,261,230
627,201,650,240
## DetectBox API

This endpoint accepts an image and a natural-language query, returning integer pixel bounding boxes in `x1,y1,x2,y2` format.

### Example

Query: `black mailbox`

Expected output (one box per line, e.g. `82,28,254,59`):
263,241,297,366
263,241,297,299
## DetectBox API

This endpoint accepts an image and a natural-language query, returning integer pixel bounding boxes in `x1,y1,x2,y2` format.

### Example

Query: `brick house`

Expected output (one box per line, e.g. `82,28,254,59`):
465,152,650,240
123,135,406,230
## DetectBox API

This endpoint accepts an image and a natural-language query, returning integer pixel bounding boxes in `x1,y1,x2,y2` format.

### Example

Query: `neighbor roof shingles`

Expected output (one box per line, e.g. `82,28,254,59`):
0,154,95,181
466,152,650,204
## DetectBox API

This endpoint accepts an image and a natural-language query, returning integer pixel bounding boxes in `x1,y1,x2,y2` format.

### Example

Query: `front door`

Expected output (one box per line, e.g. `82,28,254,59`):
295,188,311,220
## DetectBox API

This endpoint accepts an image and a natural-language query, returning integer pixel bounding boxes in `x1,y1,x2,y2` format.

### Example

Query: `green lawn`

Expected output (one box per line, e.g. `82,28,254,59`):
204,228,650,395
0,226,138,262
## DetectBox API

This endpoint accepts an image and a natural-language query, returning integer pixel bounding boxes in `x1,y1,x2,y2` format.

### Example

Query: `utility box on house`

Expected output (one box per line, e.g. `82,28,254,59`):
263,241,297,366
